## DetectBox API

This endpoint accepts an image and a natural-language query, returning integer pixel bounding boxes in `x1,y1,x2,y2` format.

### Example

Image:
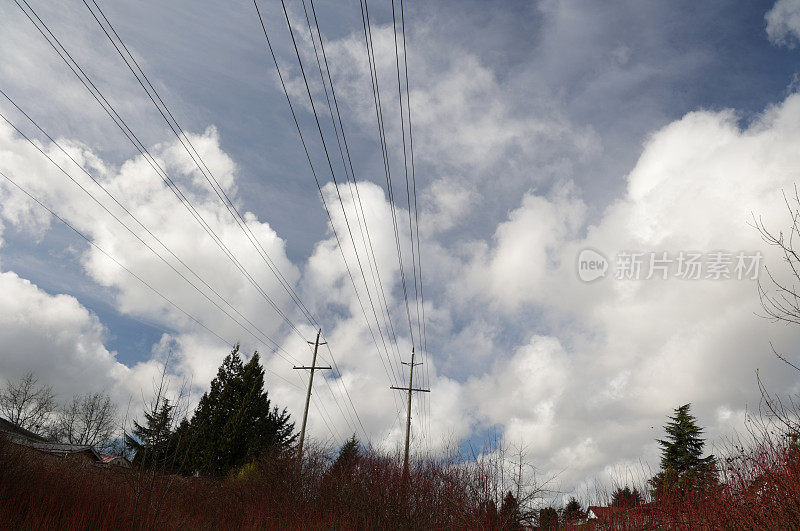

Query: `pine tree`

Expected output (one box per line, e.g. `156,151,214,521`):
168,418,194,474
610,486,644,508
563,497,585,524
331,433,360,473
539,506,558,530
649,403,716,494
126,399,175,469
188,345,296,476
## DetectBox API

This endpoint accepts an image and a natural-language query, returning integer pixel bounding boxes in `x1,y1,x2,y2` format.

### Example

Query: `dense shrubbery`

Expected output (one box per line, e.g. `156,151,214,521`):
0,437,534,529
2,424,800,529
589,430,800,529
4,353,800,528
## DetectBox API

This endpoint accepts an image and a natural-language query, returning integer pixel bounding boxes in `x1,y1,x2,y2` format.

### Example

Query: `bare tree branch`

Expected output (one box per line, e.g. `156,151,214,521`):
0,372,56,434
52,391,118,452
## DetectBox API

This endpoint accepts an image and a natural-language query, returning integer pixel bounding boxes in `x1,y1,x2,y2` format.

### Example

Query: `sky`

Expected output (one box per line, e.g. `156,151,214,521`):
2,0,800,499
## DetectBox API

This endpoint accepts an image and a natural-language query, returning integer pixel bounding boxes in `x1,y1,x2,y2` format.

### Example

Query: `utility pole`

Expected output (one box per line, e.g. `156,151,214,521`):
390,347,430,480
293,328,330,461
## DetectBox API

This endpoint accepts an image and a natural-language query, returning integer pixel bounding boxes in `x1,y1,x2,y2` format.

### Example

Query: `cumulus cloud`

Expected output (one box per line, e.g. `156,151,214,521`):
0,269,129,401
0,88,797,495
445,94,800,491
285,13,600,223
462,185,586,312
265,6,800,486
0,121,312,416
0,116,435,448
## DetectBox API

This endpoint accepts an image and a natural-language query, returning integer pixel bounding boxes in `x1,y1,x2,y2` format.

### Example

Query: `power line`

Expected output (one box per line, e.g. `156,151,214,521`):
0,91,292,366
360,0,432,445
397,0,432,450
13,0,311,352
252,0,403,429
83,0,319,333
360,0,417,355
11,0,419,447
276,0,403,391
299,0,413,443
79,0,362,442
356,0,427,440
388,0,426,445
300,0,405,379
13,0,362,442
251,0,380,442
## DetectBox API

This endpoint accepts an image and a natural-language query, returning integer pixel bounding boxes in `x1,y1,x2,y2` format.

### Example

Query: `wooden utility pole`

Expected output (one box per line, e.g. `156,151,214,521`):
293,329,330,461
390,347,430,479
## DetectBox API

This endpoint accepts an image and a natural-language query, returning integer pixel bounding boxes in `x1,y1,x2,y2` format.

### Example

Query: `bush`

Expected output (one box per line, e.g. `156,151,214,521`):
0,438,517,528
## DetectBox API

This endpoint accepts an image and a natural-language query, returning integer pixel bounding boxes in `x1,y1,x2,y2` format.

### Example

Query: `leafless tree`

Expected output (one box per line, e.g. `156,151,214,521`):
52,392,118,452
0,372,56,433
465,430,561,527
753,186,800,433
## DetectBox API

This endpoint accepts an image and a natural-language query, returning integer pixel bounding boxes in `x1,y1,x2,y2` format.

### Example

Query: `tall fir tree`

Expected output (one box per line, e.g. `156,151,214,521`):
331,433,360,473
125,399,175,469
562,497,585,525
649,403,716,494
188,345,296,476
610,486,644,508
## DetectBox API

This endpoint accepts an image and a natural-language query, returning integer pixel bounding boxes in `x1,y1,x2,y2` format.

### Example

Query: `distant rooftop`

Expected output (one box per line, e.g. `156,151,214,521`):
0,417,47,443
1,416,128,466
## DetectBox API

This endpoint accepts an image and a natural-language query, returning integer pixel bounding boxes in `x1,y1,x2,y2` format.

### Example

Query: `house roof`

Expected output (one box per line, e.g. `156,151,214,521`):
100,454,131,467
25,441,103,461
587,506,616,519
0,416,47,442
1,417,117,464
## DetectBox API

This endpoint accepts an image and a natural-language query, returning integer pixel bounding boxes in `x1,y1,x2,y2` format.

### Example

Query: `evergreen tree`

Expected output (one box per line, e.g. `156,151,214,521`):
331,433,360,473
499,491,523,530
539,506,558,530
126,399,175,469
610,486,644,508
168,418,194,474
563,496,585,524
649,403,716,494
188,345,296,476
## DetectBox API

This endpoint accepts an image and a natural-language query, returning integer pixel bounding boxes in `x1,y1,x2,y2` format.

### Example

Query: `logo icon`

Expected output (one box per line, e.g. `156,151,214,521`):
577,248,608,282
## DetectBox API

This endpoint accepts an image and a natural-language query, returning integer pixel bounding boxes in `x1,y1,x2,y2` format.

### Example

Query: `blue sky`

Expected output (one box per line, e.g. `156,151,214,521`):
4,0,800,497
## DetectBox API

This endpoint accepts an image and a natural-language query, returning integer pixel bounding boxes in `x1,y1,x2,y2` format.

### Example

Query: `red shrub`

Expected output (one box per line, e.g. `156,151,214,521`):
0,439,509,529
590,432,800,529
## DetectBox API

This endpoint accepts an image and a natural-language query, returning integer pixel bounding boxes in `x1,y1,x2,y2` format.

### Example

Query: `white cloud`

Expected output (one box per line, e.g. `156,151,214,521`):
0,122,314,419
0,1,180,157
0,119,432,448
462,185,586,312
766,0,800,48
420,177,475,235
468,336,569,446
0,269,128,400
295,16,600,209
436,93,800,491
